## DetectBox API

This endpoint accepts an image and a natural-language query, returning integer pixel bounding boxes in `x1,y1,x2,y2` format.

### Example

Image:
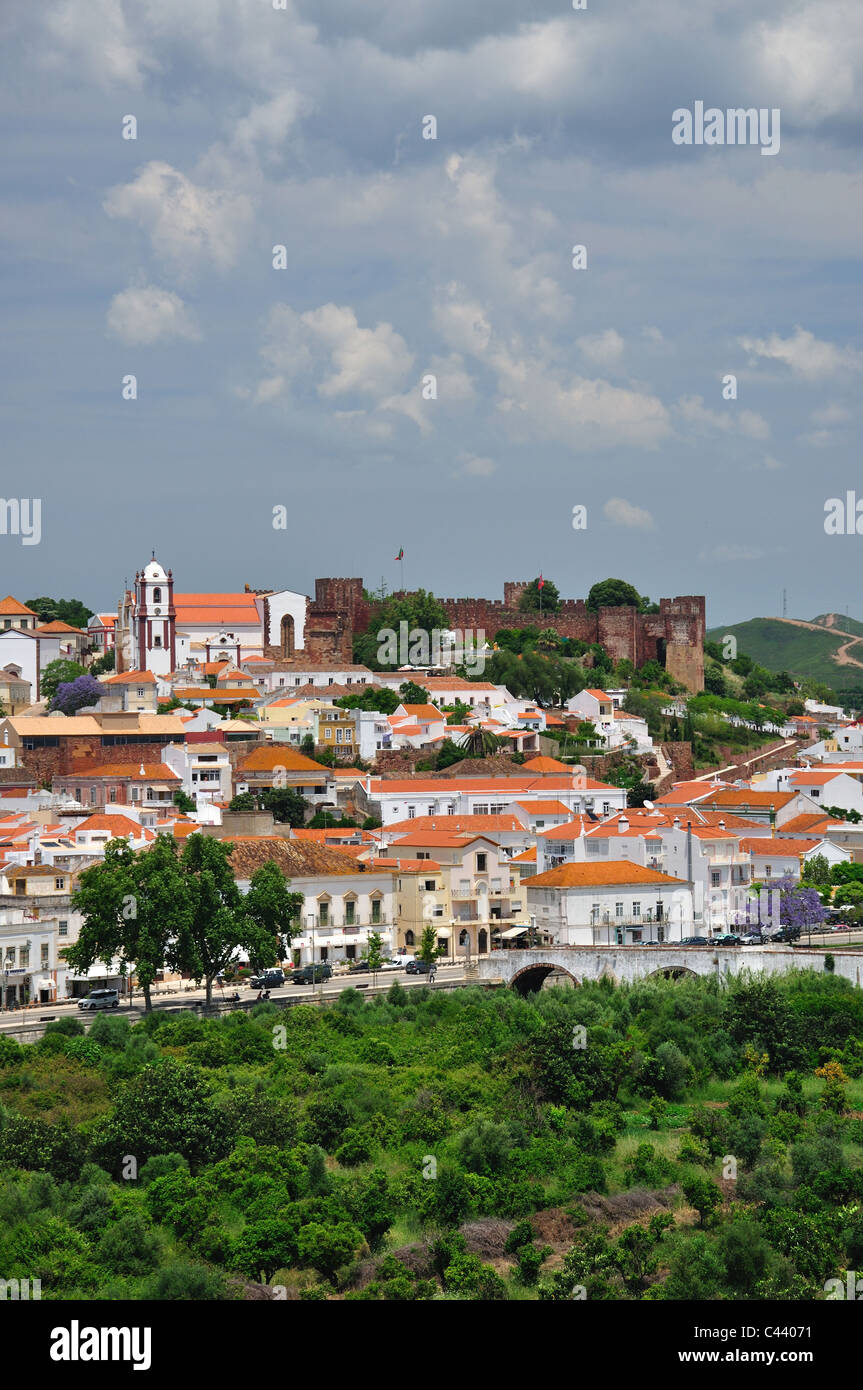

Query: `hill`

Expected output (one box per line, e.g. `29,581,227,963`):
706,615,863,693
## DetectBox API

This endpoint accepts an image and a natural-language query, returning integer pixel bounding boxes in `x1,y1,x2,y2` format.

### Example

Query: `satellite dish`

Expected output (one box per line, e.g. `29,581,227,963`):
643,800,654,810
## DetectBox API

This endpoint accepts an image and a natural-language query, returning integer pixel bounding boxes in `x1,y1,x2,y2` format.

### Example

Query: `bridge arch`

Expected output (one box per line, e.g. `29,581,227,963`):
510,963,579,995
647,966,699,981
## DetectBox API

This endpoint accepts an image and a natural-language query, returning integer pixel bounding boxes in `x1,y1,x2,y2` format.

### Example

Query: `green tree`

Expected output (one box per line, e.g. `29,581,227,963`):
682,1175,722,1226
66,835,187,1012
173,789,196,814
297,1220,364,1281
461,727,501,759
586,579,645,612
90,649,116,675
399,681,430,705
419,923,442,970
172,836,292,1004
518,578,561,613
367,930,384,986
40,659,87,703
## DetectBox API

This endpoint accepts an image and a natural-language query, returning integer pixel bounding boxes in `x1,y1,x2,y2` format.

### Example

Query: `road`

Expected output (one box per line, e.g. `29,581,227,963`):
0,963,470,1036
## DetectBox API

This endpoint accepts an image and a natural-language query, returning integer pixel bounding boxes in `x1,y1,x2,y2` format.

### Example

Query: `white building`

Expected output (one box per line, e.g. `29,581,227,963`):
527,862,694,946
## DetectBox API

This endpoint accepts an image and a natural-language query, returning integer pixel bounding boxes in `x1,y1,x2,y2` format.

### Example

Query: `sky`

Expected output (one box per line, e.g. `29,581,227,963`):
1,0,862,628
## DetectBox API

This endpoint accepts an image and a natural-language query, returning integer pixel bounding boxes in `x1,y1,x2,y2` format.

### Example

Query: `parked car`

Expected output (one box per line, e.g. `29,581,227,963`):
739,932,764,944
380,958,404,971
78,989,120,1011
290,963,333,985
404,958,435,974
712,934,742,946
249,968,285,990
677,936,708,946
347,959,370,973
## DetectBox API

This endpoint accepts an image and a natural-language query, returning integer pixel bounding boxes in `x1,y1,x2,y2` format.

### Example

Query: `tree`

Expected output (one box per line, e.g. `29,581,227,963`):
367,930,384,987
173,836,298,1004
682,1175,722,1226
173,789,196,814
435,738,466,771
461,727,501,759
335,686,401,715
228,788,307,826
66,836,188,1012
419,924,442,969
90,649,115,675
94,1059,235,1170
446,699,471,725
41,659,87,704
27,596,94,629
703,665,727,697
399,680,430,705
776,875,828,940
49,673,105,715
297,1221,364,1281
354,590,448,669
802,854,831,888
518,577,561,613
243,861,304,973
586,579,645,612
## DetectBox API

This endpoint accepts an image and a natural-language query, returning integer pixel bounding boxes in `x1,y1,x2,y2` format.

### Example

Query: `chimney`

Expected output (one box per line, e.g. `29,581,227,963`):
673,817,681,830
617,815,629,834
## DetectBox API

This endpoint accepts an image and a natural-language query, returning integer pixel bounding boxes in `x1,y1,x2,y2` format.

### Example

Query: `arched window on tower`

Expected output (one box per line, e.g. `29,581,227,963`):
153,587,162,604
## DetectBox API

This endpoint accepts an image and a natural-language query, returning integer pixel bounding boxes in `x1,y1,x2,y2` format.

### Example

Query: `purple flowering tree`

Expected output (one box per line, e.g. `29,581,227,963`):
775,874,828,940
49,673,105,715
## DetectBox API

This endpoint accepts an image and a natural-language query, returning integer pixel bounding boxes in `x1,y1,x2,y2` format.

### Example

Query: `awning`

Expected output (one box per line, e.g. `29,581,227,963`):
36,978,55,991
498,925,530,939
435,927,452,938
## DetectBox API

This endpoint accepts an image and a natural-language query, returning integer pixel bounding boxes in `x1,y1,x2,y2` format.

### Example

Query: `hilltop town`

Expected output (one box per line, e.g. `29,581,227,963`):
0,563,860,1006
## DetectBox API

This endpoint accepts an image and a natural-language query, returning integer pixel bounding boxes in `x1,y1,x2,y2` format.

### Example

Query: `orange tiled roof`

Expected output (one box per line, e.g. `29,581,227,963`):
740,837,821,855
0,596,38,616
528,861,688,888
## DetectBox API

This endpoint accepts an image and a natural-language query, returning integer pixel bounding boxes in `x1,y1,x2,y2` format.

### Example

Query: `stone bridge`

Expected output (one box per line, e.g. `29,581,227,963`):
474,946,863,994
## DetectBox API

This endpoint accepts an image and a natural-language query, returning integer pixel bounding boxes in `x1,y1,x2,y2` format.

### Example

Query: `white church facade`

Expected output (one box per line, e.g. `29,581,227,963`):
115,557,310,676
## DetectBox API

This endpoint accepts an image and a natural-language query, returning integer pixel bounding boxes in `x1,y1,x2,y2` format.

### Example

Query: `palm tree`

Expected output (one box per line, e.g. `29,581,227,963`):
462,728,501,759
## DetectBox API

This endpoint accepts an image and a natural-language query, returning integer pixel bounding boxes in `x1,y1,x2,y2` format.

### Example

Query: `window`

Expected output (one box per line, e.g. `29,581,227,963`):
18,947,28,967
764,866,771,878
490,804,506,815
58,921,68,937
153,636,162,647
632,902,641,918
404,930,415,947
602,802,611,815
711,871,720,887
615,902,623,917
476,853,487,871
153,587,162,603
474,804,489,816
424,880,436,892
345,900,356,925
137,687,144,697
54,877,65,890
336,729,343,743
408,806,415,819
427,805,435,816
371,899,382,924
109,788,117,803
41,943,49,965
318,901,329,926
447,804,456,815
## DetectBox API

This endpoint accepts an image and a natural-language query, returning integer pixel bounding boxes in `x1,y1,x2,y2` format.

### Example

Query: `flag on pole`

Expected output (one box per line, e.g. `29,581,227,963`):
537,573,544,590
395,547,404,561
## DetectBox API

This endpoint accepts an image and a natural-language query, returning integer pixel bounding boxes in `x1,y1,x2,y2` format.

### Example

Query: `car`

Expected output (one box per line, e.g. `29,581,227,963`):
677,936,709,946
78,989,120,1011
249,968,285,990
739,932,764,944
380,958,404,971
348,959,370,974
290,963,333,985
404,958,435,974
712,934,742,946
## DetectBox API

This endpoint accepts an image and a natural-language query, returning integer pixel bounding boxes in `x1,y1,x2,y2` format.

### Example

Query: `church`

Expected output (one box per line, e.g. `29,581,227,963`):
115,556,309,675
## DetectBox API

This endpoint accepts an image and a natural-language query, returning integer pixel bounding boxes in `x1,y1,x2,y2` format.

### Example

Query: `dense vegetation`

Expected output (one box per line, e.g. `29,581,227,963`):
2,970,863,1301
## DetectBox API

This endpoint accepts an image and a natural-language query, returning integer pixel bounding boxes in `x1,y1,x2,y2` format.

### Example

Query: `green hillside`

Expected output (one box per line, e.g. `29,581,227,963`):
811,612,863,639
706,616,863,692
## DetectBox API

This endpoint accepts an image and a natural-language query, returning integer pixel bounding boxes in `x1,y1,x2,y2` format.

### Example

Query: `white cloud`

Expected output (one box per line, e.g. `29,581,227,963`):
603,497,654,530
433,283,493,357
739,326,863,380
461,454,497,477
103,162,253,274
105,285,200,344
577,329,625,366
810,403,851,425
259,302,413,402
43,0,156,89
675,395,769,440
